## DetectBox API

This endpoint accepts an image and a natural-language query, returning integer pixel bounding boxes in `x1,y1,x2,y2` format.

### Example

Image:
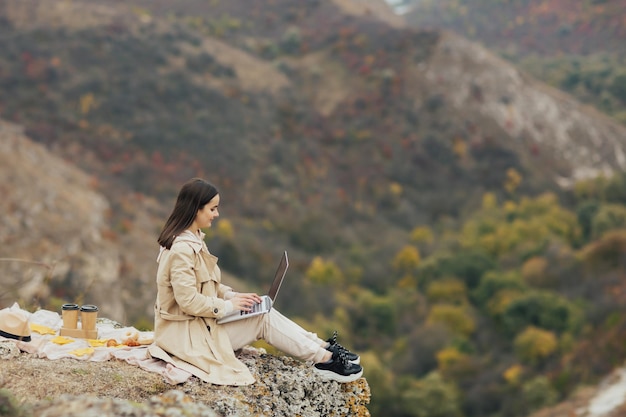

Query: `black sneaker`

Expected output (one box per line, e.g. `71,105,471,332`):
314,350,363,383
326,331,360,365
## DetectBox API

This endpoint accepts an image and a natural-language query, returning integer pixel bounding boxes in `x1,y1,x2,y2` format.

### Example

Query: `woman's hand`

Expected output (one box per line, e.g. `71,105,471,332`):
231,293,263,312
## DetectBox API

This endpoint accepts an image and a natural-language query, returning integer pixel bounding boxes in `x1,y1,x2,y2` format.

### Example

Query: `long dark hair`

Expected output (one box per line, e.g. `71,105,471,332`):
157,178,219,249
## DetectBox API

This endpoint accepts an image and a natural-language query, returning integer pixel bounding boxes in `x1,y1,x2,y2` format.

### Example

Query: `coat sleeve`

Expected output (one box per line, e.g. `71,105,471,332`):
217,284,234,299
214,264,235,299
169,246,228,318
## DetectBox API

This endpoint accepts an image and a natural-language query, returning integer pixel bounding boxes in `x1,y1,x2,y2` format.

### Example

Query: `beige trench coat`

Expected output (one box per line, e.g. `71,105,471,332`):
147,231,255,386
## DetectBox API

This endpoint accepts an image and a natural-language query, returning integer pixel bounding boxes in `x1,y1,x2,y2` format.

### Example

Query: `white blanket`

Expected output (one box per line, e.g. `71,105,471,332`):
1,303,193,384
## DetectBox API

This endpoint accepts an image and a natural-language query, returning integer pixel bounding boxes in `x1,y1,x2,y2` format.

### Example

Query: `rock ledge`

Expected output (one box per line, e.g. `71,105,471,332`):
0,341,370,417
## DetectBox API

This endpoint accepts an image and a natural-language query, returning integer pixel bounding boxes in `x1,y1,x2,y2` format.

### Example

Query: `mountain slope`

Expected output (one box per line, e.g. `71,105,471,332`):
4,1,626,416
403,0,626,124
0,120,124,320
2,0,626,318
404,0,626,57
420,32,626,187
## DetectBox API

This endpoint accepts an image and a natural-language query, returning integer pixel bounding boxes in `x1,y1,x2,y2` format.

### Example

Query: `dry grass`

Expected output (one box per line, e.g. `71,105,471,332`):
1,354,172,405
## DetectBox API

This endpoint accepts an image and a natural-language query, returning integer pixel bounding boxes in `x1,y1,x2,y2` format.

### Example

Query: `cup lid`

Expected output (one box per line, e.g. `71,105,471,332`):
80,304,98,312
62,303,79,310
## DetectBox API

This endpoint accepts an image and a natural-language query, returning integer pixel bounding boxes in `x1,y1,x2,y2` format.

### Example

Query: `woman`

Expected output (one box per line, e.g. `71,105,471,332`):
148,178,363,385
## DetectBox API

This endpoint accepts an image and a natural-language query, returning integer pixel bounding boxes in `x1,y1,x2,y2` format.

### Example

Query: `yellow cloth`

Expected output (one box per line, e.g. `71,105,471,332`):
68,347,94,357
51,336,74,345
87,339,108,347
30,323,56,335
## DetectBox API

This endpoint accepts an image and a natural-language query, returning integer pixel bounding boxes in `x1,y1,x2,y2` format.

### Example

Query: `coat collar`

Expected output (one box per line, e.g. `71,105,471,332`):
174,229,206,253
157,229,207,262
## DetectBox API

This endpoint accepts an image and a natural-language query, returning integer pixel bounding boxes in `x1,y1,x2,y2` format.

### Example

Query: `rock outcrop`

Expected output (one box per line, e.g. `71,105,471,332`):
419,33,626,186
0,340,371,417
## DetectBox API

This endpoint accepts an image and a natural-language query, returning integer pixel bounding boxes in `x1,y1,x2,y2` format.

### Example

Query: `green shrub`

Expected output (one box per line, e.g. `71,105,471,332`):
426,279,468,305
514,326,558,364
419,250,495,290
522,376,558,411
427,304,476,337
398,372,462,417
591,204,626,239
471,270,526,308
348,289,399,338
501,291,582,334
576,200,601,242
611,73,626,104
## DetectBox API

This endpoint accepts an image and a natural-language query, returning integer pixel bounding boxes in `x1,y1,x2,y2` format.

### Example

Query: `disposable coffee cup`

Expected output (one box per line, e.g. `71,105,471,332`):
61,303,79,329
80,304,98,331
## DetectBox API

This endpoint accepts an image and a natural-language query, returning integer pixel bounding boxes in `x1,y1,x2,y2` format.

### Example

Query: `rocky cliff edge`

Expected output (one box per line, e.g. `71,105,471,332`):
0,340,370,417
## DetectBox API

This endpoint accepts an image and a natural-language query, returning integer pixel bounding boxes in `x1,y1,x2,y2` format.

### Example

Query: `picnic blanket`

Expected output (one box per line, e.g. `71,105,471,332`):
0,303,194,384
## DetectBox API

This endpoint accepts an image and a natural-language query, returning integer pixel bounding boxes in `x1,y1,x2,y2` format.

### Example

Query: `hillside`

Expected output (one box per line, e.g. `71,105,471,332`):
0,120,125,320
0,0,623,324
0,118,257,324
4,0,626,416
0,119,170,324
404,0,626,123
404,0,626,56
1,0,625,273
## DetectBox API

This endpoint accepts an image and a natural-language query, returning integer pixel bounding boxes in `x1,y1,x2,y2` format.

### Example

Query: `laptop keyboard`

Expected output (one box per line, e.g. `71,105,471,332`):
241,298,268,316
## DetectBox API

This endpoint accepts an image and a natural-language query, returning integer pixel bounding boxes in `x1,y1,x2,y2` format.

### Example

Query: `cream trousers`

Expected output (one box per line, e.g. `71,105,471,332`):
221,309,329,364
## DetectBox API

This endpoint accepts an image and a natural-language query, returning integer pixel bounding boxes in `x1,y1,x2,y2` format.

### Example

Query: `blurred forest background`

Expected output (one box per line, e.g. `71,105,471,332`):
2,1,626,416
404,0,626,124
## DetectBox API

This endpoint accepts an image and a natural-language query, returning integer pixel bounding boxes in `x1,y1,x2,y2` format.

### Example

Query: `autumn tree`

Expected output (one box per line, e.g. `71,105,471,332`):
514,326,558,364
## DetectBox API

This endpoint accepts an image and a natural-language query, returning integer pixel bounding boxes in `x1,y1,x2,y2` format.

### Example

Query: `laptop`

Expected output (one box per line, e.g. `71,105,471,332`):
217,251,289,324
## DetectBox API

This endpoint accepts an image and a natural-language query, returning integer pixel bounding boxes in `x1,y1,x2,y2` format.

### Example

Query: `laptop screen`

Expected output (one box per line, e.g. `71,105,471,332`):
268,251,289,301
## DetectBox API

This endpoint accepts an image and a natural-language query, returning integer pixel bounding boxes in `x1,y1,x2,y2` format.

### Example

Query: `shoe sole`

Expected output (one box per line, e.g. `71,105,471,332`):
314,368,364,383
